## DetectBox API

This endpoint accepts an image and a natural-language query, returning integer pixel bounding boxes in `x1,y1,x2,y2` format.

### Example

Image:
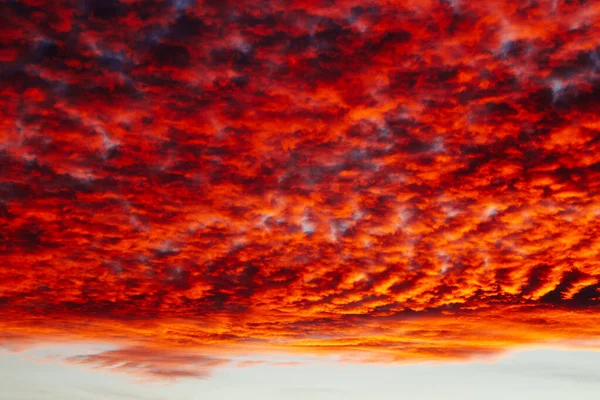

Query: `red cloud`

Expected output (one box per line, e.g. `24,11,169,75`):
66,346,230,381
1,0,600,380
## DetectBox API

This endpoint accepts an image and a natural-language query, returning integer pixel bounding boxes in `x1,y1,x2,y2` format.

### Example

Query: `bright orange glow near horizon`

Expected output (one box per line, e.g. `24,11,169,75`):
1,0,600,380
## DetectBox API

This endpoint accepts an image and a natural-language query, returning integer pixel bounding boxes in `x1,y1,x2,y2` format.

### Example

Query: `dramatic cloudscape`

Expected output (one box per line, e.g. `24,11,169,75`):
1,0,600,388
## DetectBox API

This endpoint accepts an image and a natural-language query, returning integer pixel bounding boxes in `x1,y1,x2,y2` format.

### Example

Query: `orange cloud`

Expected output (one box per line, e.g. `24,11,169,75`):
1,0,600,380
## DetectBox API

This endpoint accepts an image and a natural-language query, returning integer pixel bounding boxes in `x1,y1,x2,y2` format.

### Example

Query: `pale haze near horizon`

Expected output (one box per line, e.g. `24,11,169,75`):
1,347,600,400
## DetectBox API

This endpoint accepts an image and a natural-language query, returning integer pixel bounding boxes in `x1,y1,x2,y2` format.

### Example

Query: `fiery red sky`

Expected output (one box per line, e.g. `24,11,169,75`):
1,0,600,381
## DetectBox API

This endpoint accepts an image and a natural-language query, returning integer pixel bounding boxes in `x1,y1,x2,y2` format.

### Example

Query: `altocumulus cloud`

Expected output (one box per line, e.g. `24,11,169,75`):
1,0,600,380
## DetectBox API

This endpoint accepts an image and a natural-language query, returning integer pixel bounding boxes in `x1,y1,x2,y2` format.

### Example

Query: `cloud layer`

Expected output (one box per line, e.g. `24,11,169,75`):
1,0,600,379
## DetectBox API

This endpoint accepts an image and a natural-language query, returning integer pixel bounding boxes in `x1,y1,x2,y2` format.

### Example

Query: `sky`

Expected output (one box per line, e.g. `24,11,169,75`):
1,0,600,398
3,347,600,400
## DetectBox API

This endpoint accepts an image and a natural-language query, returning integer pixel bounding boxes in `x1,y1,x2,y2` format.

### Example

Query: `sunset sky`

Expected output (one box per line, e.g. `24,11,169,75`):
1,0,600,398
